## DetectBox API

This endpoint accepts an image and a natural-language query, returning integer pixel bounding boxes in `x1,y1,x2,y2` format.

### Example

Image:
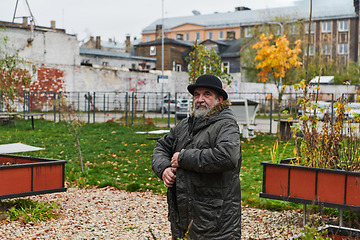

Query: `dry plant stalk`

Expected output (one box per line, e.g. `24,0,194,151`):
293,86,360,170
56,96,85,172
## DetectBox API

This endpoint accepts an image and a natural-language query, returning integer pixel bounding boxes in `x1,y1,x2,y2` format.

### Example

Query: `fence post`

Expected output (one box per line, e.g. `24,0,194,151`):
104,93,106,120
53,92,56,122
175,92,178,125
131,92,134,125
58,92,62,121
331,93,334,123
0,90,2,111
87,92,90,123
78,92,80,111
125,92,128,125
28,91,31,114
23,91,26,119
167,92,170,128
93,92,96,123
143,95,145,123
270,93,273,134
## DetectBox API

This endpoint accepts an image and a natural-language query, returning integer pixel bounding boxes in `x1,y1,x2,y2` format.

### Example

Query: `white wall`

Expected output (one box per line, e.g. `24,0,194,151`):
2,26,358,101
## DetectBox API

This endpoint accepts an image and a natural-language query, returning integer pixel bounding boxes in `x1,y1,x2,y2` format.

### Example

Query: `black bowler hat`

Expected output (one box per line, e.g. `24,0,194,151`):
187,74,228,100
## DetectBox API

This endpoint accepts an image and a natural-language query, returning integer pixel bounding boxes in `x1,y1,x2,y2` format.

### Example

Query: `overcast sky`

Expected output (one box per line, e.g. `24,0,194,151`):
1,0,295,43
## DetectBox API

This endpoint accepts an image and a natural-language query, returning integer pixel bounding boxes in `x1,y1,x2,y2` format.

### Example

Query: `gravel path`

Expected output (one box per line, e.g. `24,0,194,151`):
0,187,302,239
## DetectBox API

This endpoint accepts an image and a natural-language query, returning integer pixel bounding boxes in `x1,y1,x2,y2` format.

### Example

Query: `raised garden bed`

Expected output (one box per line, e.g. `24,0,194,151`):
260,158,360,211
0,154,67,200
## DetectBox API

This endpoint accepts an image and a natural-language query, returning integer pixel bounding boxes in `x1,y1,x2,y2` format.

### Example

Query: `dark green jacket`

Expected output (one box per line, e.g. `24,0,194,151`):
152,99,242,239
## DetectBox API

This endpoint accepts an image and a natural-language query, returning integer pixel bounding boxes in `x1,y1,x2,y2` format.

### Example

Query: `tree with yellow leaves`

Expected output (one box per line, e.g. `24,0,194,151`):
252,33,302,138
252,33,302,83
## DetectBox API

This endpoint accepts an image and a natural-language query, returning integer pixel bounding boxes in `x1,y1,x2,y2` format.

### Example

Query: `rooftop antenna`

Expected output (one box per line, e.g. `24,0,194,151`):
12,0,37,26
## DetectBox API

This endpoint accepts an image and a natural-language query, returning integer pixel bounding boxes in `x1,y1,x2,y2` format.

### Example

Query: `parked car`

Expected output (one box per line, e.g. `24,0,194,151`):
297,101,351,121
297,101,333,121
156,99,188,113
175,99,192,120
348,102,360,121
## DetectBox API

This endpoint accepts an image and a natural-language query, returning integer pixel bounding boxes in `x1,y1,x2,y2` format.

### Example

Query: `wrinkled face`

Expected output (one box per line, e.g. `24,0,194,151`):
193,87,223,118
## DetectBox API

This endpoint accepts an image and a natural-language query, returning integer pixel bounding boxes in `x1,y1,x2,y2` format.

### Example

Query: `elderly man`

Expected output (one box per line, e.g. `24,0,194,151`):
152,74,242,239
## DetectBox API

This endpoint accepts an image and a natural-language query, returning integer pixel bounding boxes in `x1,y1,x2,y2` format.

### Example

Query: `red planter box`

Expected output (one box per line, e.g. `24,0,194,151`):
260,158,360,211
0,154,67,199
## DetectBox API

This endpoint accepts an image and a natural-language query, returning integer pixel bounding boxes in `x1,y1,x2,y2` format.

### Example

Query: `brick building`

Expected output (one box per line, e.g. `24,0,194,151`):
142,0,360,66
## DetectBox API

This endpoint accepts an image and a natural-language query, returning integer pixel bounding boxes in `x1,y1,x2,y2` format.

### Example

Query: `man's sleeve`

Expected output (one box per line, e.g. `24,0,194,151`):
151,127,176,179
178,120,241,173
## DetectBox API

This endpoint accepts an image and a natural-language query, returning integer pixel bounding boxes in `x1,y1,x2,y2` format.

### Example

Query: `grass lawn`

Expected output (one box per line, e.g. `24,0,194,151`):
0,117,300,211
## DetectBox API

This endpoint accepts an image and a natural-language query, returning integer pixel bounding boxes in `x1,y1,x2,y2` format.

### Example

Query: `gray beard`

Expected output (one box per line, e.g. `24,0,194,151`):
193,100,218,118
194,107,211,118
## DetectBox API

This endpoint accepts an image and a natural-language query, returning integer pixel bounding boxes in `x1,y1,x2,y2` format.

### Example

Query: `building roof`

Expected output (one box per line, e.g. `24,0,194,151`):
219,39,240,58
135,38,193,47
142,0,357,34
180,39,240,59
79,48,157,62
0,20,69,34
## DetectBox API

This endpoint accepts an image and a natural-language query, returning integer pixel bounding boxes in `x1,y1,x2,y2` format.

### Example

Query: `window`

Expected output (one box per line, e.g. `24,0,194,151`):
322,21,332,33
145,36,150,42
165,34,168,38
102,62,109,66
81,59,90,64
304,45,315,56
195,32,200,40
150,46,156,56
221,62,230,73
121,64,126,67
321,44,331,55
176,64,182,72
185,33,189,41
305,22,315,34
208,31,213,40
338,20,349,32
338,43,348,54
219,30,224,40
245,28,252,38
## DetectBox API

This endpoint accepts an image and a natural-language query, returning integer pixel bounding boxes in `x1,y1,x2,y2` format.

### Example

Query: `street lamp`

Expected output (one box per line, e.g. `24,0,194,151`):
161,0,164,118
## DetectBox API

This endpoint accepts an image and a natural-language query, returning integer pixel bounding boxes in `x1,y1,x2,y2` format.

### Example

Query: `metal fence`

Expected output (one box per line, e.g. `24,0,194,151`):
2,90,359,132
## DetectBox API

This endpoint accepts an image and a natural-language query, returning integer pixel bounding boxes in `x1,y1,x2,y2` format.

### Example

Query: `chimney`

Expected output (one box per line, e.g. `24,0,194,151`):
125,35,131,53
22,17,28,25
96,36,101,49
155,24,162,39
226,31,235,40
51,20,56,29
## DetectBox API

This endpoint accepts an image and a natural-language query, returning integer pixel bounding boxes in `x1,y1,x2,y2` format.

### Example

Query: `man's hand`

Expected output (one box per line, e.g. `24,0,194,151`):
162,167,177,187
171,152,180,168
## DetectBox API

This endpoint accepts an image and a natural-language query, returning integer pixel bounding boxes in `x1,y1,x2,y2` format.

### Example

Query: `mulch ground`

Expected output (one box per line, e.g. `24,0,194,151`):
0,187,303,239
